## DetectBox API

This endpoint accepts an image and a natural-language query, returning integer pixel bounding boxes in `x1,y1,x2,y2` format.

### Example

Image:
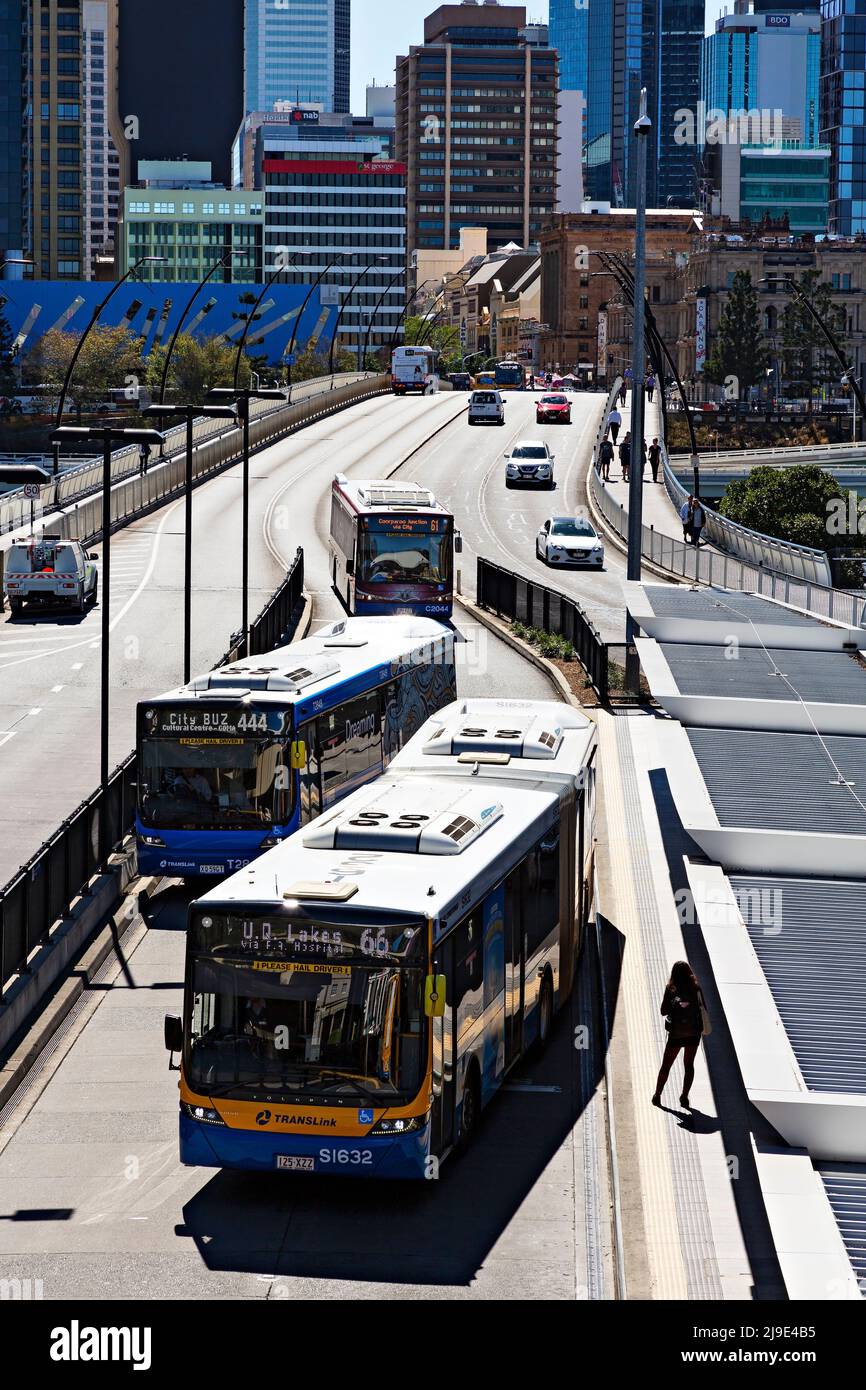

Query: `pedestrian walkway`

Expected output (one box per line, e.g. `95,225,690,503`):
598,393,687,545
595,707,786,1298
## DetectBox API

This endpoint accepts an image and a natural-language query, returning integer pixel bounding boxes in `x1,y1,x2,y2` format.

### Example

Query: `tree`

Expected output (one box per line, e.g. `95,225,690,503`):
719,463,842,550
402,314,461,371
289,347,330,382
704,270,766,400
0,296,19,398
145,332,252,405
22,323,145,420
781,270,848,413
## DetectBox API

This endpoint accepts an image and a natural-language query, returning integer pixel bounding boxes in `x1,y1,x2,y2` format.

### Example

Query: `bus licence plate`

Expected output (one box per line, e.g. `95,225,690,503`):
199,865,224,874
276,1156,315,1172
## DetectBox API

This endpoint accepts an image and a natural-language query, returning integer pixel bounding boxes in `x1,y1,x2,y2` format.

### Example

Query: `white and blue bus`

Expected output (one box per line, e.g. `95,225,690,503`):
166,699,597,1177
136,617,456,879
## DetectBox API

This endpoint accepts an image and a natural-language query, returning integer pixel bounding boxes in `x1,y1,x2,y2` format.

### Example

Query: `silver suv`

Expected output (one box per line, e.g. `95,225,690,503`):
4,534,98,615
505,440,555,488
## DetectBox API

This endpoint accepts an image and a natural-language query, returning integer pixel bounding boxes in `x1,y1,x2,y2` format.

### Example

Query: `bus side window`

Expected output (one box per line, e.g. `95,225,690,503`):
297,719,321,823
381,681,401,764
524,824,560,958
317,710,347,807
453,913,483,1040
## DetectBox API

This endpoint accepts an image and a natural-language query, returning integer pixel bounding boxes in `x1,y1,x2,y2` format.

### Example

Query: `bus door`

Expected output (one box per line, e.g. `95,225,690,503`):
431,934,455,1155
504,869,524,1068
297,718,321,824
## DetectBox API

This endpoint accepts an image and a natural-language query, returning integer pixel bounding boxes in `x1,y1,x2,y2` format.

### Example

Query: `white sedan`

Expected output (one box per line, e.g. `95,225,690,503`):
536,516,604,568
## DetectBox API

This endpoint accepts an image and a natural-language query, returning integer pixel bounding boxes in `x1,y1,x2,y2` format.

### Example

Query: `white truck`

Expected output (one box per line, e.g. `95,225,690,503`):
4,534,98,615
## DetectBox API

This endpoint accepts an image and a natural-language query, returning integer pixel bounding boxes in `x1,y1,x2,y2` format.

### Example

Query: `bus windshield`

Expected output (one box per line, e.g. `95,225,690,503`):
186,910,427,1099
495,362,523,387
358,520,451,586
139,736,291,829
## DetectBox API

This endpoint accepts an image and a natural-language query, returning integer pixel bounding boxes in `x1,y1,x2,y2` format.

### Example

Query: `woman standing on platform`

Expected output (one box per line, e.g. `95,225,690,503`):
652,961,709,1109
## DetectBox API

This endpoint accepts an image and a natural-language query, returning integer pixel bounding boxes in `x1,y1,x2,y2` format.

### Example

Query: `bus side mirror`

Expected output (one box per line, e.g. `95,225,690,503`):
454,532,463,555
164,1013,183,1063
346,559,354,576
424,974,446,1018
290,739,307,770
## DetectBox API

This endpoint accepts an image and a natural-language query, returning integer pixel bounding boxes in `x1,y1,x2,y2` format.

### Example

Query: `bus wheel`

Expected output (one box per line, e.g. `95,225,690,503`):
455,1068,480,1156
535,975,554,1055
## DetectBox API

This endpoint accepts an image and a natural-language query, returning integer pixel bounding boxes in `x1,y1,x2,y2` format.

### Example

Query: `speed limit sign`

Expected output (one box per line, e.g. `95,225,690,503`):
23,483,40,499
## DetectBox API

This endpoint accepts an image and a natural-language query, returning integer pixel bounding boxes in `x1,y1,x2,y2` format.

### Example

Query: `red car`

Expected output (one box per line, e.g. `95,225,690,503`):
536,393,571,424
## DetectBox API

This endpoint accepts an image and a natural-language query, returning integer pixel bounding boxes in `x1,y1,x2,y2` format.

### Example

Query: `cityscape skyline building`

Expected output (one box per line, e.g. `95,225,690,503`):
244,0,351,116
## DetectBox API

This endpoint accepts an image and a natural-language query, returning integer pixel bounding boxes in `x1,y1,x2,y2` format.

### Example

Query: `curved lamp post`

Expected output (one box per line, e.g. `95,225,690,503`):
283,249,349,399
388,277,439,356
157,250,241,408
361,266,405,373
328,258,386,382
764,274,866,440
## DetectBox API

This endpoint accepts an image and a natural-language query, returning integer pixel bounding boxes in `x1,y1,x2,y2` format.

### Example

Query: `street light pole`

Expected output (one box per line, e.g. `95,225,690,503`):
283,249,344,401
328,259,386,383
626,89,651,695
142,403,236,681
51,424,164,865
775,275,866,441
361,266,404,373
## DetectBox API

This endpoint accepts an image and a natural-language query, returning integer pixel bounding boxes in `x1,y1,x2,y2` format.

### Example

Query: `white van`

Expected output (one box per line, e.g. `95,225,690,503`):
468,389,505,425
4,535,98,615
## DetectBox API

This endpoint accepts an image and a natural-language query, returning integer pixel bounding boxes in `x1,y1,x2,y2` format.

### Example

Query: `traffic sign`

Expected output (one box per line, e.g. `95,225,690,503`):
23,482,40,499
285,353,296,366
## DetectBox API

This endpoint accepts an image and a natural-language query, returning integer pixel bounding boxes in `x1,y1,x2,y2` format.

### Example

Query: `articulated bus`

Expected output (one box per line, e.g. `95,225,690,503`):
391,345,439,395
165,699,597,1178
495,360,526,391
135,617,456,879
329,475,457,619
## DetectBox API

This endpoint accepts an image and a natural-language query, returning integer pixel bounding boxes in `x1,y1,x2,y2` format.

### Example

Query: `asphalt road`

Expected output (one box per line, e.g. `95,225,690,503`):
0,389,556,883
0,386,616,1299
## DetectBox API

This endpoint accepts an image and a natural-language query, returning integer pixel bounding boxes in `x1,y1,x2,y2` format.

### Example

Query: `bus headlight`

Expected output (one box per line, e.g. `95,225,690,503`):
140,834,166,847
368,1114,428,1135
259,834,281,849
181,1102,226,1126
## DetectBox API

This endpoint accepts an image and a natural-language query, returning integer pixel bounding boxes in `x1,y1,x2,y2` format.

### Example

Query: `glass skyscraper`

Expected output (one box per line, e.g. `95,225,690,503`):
551,0,702,207
244,0,350,116
0,0,24,271
821,0,866,234
702,10,822,153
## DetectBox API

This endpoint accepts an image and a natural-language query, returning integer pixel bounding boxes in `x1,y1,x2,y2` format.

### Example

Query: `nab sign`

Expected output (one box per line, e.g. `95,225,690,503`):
291,109,319,124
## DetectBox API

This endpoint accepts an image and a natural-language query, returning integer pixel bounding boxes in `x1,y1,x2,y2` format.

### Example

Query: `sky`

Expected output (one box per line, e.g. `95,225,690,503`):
351,0,730,113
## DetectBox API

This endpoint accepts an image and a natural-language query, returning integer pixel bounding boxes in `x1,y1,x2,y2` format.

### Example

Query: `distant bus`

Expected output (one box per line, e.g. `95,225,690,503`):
329,474,456,619
391,345,439,395
168,699,597,1177
135,616,456,879
495,360,525,391
474,370,496,390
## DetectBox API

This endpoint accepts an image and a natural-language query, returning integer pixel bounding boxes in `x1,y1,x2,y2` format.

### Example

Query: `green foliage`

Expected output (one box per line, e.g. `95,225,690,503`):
22,323,145,419
704,270,766,396
145,332,252,405
403,313,461,369
0,297,18,398
719,464,841,549
781,270,847,408
511,622,575,661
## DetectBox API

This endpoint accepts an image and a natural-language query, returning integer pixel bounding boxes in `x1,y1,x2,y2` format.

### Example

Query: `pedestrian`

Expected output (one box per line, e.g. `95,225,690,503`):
599,436,614,481
652,960,709,1108
608,405,621,445
619,432,631,481
618,379,627,407
691,496,705,547
640,437,648,477
648,436,662,482
680,494,693,544
646,372,655,403
138,442,150,477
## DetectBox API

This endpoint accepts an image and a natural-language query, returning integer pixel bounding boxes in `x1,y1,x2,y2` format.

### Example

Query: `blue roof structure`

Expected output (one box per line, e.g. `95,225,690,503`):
0,280,338,362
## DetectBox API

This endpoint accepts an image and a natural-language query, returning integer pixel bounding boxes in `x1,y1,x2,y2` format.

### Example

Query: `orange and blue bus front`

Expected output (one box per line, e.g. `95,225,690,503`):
174,904,433,1178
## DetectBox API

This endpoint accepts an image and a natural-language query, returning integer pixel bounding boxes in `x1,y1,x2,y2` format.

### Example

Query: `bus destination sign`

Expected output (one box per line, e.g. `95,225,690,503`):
145,706,289,738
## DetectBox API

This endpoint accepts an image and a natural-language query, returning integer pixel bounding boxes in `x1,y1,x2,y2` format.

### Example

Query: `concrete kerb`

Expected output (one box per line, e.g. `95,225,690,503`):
454,592,592,711
584,466,685,587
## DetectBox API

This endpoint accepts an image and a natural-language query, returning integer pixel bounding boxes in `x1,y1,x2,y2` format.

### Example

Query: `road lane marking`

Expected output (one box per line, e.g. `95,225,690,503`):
71,662,83,670
28,707,41,716
51,685,64,693
0,732,16,748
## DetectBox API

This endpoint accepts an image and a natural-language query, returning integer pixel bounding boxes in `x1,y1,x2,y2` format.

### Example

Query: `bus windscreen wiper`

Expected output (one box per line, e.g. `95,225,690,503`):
313,1070,387,1103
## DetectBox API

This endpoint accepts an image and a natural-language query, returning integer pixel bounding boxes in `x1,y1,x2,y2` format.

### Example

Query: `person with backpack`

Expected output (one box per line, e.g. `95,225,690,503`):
645,372,655,403
619,431,631,481
652,961,709,1108
607,405,621,444
679,494,693,543
599,436,614,480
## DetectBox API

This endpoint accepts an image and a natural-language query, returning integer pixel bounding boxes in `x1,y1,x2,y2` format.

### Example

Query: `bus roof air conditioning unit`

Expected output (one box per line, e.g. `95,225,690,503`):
303,785,504,854
422,712,564,759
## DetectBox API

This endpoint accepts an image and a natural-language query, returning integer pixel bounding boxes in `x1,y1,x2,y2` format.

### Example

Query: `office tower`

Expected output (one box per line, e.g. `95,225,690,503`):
702,7,822,151
642,0,705,208
821,0,866,235
396,3,558,263
118,0,243,188
0,0,25,274
244,0,350,116
82,0,125,279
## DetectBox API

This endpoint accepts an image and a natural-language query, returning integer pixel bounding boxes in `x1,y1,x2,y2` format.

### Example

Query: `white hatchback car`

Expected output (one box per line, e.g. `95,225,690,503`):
468,389,505,425
536,515,604,567
505,440,554,487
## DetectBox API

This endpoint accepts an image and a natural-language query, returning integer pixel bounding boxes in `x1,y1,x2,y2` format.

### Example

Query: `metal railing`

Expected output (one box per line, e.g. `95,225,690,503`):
669,439,865,465
0,373,381,539
0,550,308,1001
476,555,629,702
661,447,834,587
589,461,866,627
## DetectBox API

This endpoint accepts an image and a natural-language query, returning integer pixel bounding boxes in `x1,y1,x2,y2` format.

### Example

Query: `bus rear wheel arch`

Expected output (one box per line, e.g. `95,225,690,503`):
534,971,554,1056
455,1062,481,1156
